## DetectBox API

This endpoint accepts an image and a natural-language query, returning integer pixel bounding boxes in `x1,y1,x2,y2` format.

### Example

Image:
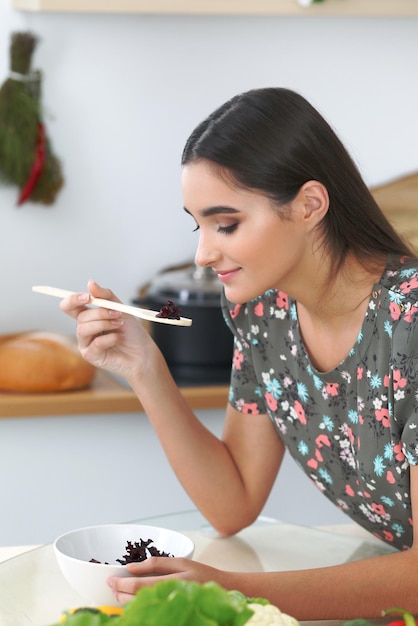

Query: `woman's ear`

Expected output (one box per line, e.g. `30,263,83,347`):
299,181,329,226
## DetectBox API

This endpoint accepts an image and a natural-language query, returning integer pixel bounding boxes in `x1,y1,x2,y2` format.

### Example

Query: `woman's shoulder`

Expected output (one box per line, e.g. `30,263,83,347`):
379,255,418,299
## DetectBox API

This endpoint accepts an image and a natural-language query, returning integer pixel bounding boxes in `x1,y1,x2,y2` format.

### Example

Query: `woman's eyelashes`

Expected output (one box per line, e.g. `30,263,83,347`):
218,223,238,235
191,221,238,235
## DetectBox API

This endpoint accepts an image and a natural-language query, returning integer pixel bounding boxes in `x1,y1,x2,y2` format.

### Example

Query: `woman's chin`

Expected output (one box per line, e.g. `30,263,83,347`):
224,286,264,305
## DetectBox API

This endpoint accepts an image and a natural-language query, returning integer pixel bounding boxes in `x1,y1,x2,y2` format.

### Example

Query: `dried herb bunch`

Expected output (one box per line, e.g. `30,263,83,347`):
0,31,64,205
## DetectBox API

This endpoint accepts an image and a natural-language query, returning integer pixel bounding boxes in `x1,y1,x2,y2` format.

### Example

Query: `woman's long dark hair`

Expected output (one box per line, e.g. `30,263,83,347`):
182,87,414,274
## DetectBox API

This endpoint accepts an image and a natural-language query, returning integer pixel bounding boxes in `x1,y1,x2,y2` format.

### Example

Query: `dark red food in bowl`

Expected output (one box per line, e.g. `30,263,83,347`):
89,538,173,565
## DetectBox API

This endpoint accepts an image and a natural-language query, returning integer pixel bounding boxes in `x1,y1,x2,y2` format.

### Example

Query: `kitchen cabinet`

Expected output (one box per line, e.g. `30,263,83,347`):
11,0,418,16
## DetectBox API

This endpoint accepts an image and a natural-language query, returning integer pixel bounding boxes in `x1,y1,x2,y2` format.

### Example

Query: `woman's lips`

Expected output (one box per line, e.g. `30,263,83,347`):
216,268,241,283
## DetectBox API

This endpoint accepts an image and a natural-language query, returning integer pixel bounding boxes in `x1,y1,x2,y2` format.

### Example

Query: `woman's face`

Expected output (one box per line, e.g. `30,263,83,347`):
181,160,313,304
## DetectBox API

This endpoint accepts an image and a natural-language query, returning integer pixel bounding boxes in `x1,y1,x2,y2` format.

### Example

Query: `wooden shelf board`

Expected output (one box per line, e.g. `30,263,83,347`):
371,171,418,215
0,370,229,418
11,0,418,16
371,171,418,253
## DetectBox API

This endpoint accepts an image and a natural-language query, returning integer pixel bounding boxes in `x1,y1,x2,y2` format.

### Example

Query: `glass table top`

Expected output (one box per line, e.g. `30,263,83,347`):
0,509,396,626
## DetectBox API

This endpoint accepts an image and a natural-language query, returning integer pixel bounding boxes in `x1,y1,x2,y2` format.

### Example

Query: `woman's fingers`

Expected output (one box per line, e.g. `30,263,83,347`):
58,290,90,319
107,558,223,605
87,279,122,305
76,309,123,340
59,280,155,381
106,562,182,604
59,280,122,320
58,281,125,349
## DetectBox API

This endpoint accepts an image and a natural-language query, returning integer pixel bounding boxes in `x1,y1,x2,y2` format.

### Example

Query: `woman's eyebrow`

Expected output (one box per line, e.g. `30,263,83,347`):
183,206,240,217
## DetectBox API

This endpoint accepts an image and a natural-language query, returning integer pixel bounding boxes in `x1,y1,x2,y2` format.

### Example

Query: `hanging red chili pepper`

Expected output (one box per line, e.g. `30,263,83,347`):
17,121,46,205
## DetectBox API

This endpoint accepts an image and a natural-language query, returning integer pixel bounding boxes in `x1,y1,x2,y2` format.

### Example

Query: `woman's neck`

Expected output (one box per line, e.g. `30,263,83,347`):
296,253,385,321
294,254,386,372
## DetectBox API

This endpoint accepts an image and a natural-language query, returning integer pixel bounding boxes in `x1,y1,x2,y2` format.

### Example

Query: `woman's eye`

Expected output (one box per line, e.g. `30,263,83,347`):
218,223,238,235
190,221,238,235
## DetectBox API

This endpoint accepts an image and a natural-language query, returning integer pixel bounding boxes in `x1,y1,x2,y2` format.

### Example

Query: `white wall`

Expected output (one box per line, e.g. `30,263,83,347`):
1,8,417,332
0,408,347,546
0,4,417,544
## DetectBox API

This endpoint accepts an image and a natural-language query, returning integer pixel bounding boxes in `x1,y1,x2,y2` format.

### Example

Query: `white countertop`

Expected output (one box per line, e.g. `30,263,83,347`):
0,517,395,625
0,545,40,563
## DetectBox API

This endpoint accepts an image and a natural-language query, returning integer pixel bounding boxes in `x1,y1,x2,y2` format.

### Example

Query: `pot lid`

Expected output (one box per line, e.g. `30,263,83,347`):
147,264,223,304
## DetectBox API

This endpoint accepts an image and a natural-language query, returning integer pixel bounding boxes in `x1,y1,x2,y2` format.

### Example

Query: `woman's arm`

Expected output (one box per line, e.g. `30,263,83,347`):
60,280,284,534
109,464,418,619
134,367,284,535
111,539,418,620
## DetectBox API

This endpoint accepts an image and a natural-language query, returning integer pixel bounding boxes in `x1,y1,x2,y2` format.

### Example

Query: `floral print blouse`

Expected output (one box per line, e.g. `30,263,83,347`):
221,256,418,551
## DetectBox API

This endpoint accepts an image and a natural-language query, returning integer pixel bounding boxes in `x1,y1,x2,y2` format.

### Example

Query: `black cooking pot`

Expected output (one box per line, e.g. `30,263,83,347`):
133,264,234,385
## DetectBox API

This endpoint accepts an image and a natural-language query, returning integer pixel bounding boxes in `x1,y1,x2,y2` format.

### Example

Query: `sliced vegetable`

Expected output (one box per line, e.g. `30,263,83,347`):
59,607,117,624
342,608,418,626
382,608,418,626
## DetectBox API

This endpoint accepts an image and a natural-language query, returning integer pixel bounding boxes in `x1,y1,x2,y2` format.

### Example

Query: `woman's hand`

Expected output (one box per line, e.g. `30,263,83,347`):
107,557,228,605
59,279,158,384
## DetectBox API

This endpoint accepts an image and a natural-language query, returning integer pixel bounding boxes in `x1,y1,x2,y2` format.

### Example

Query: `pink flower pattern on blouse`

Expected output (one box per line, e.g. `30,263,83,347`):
222,256,418,551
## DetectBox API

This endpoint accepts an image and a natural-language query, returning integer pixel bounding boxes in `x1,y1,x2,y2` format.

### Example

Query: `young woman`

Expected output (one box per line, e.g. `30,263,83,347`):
61,88,418,619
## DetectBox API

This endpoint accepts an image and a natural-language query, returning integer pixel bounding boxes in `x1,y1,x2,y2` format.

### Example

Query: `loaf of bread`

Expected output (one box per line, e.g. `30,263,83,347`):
0,331,96,392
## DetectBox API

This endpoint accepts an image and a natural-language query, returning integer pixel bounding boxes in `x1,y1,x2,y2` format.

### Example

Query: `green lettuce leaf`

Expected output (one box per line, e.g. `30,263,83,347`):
49,581,259,626
119,580,254,626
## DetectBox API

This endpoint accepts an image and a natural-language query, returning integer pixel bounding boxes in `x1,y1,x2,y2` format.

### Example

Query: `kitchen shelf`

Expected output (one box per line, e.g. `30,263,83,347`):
0,370,229,418
371,170,418,252
371,171,418,214
11,0,418,16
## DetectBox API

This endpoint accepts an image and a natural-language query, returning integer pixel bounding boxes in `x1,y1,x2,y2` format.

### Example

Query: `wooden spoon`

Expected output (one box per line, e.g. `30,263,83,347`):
32,286,192,327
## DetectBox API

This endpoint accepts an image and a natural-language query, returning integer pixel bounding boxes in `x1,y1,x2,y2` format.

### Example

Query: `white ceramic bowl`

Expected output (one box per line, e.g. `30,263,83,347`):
54,523,195,606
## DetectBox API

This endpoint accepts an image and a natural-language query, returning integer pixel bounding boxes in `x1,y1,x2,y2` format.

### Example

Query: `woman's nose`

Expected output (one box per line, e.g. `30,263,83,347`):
194,232,220,268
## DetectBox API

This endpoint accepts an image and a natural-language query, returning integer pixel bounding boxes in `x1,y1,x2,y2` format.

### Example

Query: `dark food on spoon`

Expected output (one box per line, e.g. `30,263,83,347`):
156,300,181,320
